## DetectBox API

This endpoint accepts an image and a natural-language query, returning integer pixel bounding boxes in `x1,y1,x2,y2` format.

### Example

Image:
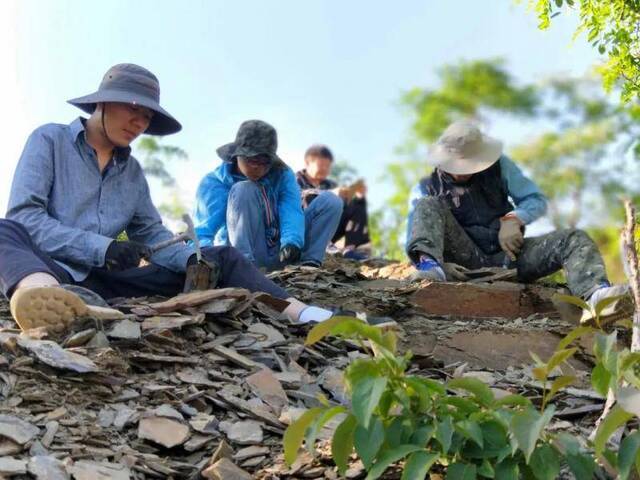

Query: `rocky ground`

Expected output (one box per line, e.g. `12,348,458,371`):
0,257,607,479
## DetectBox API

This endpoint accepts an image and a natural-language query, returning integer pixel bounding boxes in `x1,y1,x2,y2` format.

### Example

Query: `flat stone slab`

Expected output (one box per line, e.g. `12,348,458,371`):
0,415,40,444
411,281,579,320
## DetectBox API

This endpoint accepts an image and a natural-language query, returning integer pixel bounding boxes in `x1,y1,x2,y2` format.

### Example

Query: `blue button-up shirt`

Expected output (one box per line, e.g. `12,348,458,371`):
7,118,194,281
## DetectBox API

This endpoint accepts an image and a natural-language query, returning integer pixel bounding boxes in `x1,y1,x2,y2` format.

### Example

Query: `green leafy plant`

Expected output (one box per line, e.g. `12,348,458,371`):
284,316,593,479
526,0,640,102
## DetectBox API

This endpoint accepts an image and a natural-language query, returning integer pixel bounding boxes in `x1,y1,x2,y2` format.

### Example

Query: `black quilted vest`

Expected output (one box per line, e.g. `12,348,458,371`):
420,160,513,254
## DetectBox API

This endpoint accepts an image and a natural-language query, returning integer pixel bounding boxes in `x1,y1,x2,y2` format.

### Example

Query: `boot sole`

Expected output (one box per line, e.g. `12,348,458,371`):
11,287,89,333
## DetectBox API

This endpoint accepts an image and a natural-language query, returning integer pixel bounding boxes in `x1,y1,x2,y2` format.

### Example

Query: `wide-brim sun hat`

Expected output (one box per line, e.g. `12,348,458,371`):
67,63,181,136
217,119,285,166
429,120,503,175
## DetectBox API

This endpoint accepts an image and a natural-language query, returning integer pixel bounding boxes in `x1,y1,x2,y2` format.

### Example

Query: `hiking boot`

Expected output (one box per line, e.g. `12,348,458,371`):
581,284,634,326
10,285,123,334
410,257,446,282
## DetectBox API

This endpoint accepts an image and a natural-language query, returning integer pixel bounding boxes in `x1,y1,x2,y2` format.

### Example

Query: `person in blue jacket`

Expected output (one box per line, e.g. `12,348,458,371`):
194,120,343,270
406,120,631,324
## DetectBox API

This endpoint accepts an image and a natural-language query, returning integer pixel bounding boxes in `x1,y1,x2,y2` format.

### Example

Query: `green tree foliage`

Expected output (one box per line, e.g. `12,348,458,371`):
136,137,187,187
135,138,190,222
511,77,640,230
527,0,640,101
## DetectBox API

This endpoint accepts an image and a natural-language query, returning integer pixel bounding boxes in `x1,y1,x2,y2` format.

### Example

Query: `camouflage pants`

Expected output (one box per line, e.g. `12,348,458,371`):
407,197,609,298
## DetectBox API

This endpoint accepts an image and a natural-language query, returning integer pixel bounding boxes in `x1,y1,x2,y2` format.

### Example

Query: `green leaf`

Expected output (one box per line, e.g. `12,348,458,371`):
435,416,454,453
446,461,477,480
557,326,594,350
620,352,640,373
447,377,495,407
456,419,484,447
332,414,357,475
401,451,438,480
477,459,494,478
617,386,640,417
304,406,346,455
495,394,532,407
553,294,591,312
529,444,560,480
283,407,324,466
546,375,576,401
510,406,555,463
594,331,618,372
495,457,519,479
351,375,388,428
445,396,481,415
366,445,424,480
546,347,578,373
595,294,625,318
410,423,436,447
594,405,634,456
556,433,595,479
331,318,387,347
354,416,384,469
305,316,356,345
618,431,640,480
591,363,613,397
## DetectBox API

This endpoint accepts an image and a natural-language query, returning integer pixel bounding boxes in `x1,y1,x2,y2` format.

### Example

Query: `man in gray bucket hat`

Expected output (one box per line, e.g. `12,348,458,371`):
0,64,356,332
406,120,632,325
194,120,344,270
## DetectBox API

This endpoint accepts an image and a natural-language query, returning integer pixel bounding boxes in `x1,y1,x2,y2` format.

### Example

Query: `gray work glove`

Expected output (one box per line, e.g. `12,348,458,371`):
443,263,470,281
498,218,524,261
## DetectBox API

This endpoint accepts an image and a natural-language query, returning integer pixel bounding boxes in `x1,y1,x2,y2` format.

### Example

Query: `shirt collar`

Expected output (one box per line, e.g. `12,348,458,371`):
70,117,132,164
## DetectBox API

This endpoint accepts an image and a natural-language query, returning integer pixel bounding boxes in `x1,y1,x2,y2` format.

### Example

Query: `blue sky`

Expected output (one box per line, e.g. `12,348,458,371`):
1,0,600,220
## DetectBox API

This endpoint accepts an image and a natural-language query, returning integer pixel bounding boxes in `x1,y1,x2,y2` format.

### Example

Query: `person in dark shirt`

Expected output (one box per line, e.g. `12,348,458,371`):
407,120,632,325
296,144,371,260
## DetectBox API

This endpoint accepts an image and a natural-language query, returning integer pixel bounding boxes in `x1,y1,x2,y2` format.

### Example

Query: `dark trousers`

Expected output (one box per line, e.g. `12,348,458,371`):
332,198,370,247
0,219,289,300
407,197,609,299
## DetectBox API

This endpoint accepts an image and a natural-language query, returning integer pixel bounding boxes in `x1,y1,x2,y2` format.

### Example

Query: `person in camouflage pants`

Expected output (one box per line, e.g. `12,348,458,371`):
406,121,631,322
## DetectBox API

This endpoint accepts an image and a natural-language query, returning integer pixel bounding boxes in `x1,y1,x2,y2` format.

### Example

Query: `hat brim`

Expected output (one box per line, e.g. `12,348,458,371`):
67,89,182,136
216,142,285,166
429,135,503,175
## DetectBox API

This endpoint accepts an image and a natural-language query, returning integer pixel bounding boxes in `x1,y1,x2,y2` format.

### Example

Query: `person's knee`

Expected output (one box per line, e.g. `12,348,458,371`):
0,219,29,239
229,180,261,200
203,245,246,266
564,228,592,245
416,196,445,213
316,191,344,215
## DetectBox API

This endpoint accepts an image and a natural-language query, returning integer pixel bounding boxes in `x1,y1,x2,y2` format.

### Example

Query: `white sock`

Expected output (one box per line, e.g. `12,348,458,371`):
297,306,334,324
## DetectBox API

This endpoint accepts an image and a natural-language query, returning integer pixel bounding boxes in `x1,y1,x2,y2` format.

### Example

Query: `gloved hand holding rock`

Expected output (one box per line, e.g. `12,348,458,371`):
443,262,470,281
498,218,524,261
105,241,151,271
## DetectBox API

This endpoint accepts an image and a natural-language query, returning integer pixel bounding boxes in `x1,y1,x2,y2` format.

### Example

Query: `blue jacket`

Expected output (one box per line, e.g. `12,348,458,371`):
194,161,305,248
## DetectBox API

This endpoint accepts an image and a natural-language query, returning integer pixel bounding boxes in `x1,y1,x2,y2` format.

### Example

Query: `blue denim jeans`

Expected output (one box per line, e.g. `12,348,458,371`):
226,181,343,269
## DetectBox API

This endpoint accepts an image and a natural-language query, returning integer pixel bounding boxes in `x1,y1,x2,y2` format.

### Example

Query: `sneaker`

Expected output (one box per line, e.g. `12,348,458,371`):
10,285,123,334
300,260,322,268
342,249,369,261
581,284,634,326
410,256,446,282
332,309,397,329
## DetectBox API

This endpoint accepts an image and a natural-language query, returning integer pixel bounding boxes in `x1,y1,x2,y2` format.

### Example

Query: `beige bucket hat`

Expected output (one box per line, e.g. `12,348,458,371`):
429,121,503,175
